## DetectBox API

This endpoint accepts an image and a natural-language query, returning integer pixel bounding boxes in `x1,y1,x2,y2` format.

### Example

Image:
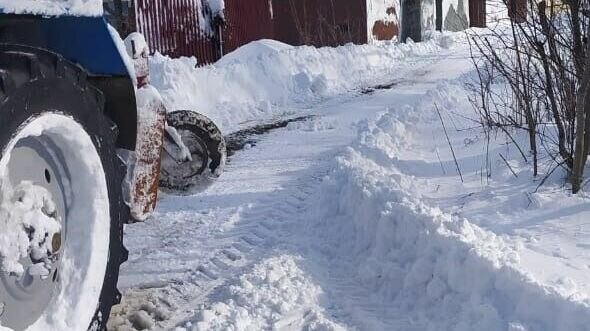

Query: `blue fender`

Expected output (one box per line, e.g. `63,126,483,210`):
39,16,129,76
0,14,129,76
0,14,137,149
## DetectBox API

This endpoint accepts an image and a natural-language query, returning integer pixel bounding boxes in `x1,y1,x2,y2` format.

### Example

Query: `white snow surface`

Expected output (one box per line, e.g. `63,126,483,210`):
150,36,448,134
0,0,102,16
112,30,590,331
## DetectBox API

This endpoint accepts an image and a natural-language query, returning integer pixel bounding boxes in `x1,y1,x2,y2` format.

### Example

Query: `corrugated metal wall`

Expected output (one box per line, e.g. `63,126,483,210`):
135,0,273,65
223,0,274,54
469,0,486,27
135,0,219,63
272,0,367,47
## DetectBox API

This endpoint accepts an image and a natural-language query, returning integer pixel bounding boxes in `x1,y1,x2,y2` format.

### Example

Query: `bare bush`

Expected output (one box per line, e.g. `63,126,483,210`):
468,0,590,192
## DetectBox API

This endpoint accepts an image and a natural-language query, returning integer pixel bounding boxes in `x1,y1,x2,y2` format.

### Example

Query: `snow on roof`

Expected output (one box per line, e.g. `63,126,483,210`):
0,0,103,17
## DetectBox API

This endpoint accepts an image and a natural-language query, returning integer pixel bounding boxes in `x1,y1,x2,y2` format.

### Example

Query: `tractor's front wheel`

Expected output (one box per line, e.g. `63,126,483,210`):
0,46,127,331
160,110,226,194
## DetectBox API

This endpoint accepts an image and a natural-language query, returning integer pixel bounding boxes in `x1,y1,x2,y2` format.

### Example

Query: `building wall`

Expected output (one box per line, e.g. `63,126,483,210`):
442,0,469,31
367,0,400,42
133,0,273,65
223,0,274,53
272,0,368,47
128,0,476,64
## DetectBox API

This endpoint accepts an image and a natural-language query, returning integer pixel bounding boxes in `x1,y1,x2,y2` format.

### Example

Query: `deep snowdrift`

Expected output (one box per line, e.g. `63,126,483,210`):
303,105,590,330
150,35,457,134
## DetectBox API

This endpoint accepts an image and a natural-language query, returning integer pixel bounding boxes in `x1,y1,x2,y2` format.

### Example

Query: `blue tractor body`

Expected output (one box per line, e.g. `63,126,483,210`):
0,13,129,76
28,16,128,76
0,12,138,149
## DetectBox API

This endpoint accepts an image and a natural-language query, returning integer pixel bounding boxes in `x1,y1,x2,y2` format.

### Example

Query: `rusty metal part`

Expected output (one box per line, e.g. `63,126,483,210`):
129,87,166,221
123,32,167,221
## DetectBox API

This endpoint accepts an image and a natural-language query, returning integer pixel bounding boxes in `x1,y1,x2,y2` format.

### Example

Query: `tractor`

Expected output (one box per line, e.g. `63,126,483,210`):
0,2,226,330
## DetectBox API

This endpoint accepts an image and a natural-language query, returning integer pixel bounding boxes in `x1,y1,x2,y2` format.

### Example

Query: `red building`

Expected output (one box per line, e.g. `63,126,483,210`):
110,0,517,65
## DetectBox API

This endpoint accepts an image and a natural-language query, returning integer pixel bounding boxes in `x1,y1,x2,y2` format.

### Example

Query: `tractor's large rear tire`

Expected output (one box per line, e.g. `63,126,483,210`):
0,45,128,330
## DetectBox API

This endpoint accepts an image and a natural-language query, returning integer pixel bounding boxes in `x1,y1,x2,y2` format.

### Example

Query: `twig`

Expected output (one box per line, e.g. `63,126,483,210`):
435,103,464,183
534,160,565,193
499,153,518,178
432,132,447,175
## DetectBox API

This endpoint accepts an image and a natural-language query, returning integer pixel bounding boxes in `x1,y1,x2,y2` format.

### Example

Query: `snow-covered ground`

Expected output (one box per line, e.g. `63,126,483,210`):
109,31,590,331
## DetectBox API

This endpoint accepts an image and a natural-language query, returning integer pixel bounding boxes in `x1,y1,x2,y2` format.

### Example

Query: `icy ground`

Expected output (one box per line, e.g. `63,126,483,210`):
109,33,590,331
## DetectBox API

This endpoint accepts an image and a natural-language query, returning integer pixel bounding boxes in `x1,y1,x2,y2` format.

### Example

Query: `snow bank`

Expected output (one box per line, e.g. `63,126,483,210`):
0,0,102,16
150,35,456,134
298,87,590,330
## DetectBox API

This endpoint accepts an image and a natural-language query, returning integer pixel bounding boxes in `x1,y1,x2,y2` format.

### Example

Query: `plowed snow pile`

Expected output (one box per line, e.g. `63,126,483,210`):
150,37,450,133
300,90,590,330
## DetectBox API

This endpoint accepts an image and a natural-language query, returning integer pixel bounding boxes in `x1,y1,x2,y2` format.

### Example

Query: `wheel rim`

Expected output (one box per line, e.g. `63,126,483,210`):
0,114,110,331
162,128,209,181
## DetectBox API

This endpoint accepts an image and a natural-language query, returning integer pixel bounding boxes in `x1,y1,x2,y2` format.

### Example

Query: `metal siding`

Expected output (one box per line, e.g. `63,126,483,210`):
223,0,274,54
272,0,367,47
135,0,274,65
136,0,218,65
469,0,486,27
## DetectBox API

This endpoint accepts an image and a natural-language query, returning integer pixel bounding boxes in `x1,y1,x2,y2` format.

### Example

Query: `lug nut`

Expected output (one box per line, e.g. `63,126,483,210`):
52,232,62,254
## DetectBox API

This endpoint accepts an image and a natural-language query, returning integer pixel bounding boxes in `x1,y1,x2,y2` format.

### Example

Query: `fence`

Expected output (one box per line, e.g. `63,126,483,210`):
134,0,273,65
223,0,274,54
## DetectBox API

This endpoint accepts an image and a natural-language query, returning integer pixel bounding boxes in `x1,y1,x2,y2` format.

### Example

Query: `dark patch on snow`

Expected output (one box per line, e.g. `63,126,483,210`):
360,81,401,95
226,115,314,158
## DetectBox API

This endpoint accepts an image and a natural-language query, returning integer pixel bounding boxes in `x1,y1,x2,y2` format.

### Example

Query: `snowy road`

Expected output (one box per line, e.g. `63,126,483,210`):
108,35,590,331
108,50,459,331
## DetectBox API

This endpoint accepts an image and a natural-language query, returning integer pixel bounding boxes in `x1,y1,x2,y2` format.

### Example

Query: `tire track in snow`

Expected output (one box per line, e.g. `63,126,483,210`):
109,52,467,331
157,172,328,330
108,130,336,331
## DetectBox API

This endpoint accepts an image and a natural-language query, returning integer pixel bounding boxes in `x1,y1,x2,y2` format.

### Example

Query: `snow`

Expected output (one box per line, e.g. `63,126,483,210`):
109,29,590,331
185,255,347,331
207,0,225,16
215,39,293,66
149,35,450,134
0,182,60,276
0,0,102,16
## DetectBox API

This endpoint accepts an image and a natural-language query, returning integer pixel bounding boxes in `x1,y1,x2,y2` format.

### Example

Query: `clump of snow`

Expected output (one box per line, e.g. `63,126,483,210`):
207,0,225,17
0,182,60,276
0,0,102,16
184,255,347,331
150,34,457,134
215,39,293,66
